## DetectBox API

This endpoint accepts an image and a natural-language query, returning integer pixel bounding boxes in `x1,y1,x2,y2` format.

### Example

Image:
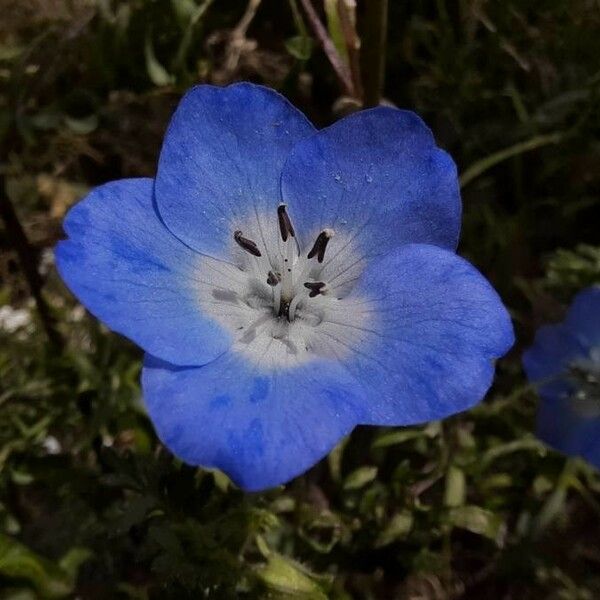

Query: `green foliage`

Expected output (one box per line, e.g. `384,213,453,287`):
0,533,90,598
1,0,600,597
545,245,600,298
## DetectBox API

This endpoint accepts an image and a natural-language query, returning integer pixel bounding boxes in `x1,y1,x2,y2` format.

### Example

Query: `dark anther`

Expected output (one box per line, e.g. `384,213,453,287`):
234,230,262,257
304,281,326,298
267,271,280,286
307,229,333,263
277,204,295,241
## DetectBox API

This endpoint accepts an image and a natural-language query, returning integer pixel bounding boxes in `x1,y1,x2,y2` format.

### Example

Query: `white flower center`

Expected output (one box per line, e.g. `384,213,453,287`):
193,205,373,370
569,346,600,417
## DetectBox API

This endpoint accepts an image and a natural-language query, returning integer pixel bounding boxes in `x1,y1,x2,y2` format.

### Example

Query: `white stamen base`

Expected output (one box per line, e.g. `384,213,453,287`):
193,209,372,370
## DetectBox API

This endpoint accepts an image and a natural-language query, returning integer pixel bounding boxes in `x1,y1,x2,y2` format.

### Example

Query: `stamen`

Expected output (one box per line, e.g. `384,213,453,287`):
233,210,337,324
304,281,326,298
266,270,280,287
307,229,334,263
277,204,295,241
234,230,262,257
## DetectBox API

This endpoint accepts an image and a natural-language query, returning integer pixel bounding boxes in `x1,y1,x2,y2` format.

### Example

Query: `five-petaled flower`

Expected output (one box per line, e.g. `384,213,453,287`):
523,286,600,469
56,83,514,491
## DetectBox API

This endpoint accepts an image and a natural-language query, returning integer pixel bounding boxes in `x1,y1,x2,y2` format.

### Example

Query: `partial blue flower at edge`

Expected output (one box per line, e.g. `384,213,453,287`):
56,82,514,492
523,287,600,469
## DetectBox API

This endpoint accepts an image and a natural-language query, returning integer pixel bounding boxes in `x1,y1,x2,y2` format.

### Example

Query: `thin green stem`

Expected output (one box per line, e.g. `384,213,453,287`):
459,132,563,189
532,457,579,538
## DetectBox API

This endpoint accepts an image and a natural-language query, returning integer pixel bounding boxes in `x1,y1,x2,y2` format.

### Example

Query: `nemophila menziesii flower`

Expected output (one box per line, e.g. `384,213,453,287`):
56,83,514,491
523,287,600,468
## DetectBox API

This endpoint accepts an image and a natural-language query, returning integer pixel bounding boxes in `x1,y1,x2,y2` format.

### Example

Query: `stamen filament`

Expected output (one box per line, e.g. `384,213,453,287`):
281,254,294,302
267,271,282,316
273,284,282,316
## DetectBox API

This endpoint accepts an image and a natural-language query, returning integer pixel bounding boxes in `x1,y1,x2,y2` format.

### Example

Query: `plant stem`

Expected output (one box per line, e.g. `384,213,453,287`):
361,0,388,107
0,174,63,350
532,457,579,537
337,0,363,101
459,132,563,189
299,0,355,97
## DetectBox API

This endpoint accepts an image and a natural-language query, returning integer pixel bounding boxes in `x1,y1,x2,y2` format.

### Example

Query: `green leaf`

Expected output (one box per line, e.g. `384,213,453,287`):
459,132,563,188
447,506,505,545
444,465,466,508
375,512,413,548
256,552,328,599
324,0,348,61
0,533,88,598
327,435,348,483
10,469,33,486
0,44,25,61
173,0,213,68
372,429,422,448
479,436,546,468
64,115,99,136
1,589,38,600
533,485,568,536
545,244,600,294
171,0,198,24
58,548,93,580
372,422,440,448
343,466,378,490
298,511,345,554
285,36,314,61
145,33,174,87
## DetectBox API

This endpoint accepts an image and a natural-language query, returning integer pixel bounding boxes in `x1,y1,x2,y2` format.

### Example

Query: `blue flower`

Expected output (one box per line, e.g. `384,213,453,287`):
56,82,514,491
523,286,600,468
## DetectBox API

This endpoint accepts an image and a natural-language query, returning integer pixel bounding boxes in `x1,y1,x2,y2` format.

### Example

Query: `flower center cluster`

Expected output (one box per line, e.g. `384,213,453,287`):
194,204,371,369
233,204,334,322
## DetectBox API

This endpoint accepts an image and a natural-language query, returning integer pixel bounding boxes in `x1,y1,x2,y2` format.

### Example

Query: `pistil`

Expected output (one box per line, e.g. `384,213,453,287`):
277,204,298,303
267,270,282,316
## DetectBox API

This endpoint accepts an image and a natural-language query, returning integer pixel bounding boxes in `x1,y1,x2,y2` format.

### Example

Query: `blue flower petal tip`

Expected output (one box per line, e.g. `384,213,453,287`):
56,82,514,491
523,286,600,469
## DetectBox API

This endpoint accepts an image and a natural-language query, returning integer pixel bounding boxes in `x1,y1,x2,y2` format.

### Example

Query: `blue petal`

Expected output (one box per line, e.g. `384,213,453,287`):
142,353,365,492
537,395,600,469
341,243,514,424
564,286,600,348
154,83,316,256
522,324,587,399
280,107,461,263
56,178,231,366
141,243,512,489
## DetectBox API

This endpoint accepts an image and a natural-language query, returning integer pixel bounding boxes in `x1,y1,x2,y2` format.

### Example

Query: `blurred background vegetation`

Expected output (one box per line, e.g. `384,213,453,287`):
1,0,600,598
